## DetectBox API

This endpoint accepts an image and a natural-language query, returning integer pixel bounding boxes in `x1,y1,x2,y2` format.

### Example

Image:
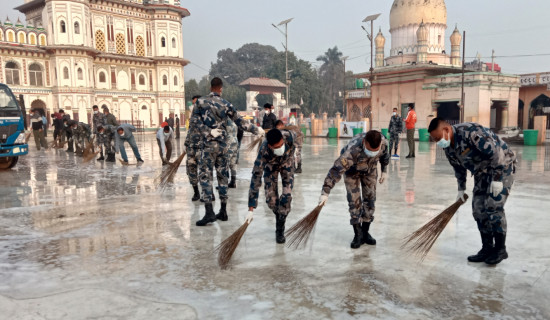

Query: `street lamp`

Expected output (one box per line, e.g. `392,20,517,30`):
272,18,293,107
341,56,349,119
362,13,381,80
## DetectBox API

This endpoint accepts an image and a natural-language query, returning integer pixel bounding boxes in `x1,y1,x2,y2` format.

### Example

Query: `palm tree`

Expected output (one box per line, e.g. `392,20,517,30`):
317,46,344,115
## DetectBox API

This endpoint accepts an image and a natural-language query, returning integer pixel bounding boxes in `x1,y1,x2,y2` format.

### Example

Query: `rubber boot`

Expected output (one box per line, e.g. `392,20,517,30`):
361,222,376,245
97,150,105,161
468,232,494,262
196,203,216,226
216,202,228,221
275,214,286,244
106,152,116,162
295,162,302,173
485,233,508,265
228,176,236,188
191,185,200,201
350,224,363,249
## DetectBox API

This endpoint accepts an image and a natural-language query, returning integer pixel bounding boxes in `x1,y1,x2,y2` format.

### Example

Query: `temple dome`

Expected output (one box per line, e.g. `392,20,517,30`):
390,0,447,30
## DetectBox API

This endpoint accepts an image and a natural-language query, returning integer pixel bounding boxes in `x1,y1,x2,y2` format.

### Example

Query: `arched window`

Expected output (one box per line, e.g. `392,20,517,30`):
74,22,80,34
141,105,147,110
60,20,66,33
161,37,166,47
95,30,105,52
138,74,145,85
135,36,145,57
171,37,176,48
29,34,36,45
173,75,178,86
77,68,83,80
63,66,69,80
39,35,46,46
162,75,167,86
99,71,106,83
5,62,20,85
29,63,43,86
18,33,25,44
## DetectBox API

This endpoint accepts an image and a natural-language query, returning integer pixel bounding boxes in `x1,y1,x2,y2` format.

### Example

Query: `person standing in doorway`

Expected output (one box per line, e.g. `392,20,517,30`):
405,103,417,158
388,107,403,157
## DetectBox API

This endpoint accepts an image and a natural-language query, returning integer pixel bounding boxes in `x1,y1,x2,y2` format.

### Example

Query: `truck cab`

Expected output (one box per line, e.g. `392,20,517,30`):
0,83,28,169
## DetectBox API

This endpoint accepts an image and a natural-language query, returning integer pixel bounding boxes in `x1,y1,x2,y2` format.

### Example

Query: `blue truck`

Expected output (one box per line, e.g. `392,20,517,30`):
0,83,28,169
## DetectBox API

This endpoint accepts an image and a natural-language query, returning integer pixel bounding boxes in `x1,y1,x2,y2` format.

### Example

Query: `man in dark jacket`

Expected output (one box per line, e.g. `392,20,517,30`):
262,103,277,130
103,107,118,127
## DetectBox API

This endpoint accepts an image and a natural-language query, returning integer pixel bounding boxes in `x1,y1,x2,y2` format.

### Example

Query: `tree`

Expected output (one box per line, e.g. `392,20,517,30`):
317,46,345,116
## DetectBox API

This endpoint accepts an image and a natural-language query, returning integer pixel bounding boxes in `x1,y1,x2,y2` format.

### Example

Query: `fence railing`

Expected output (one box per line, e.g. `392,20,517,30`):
119,120,145,133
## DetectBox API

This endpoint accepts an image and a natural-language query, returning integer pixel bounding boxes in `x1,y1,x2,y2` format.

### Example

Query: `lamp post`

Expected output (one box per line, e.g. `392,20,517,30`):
341,56,349,119
272,18,293,107
362,13,381,80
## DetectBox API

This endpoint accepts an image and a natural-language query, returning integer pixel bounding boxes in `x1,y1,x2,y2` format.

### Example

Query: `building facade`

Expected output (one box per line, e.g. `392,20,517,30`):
346,0,520,132
0,0,190,128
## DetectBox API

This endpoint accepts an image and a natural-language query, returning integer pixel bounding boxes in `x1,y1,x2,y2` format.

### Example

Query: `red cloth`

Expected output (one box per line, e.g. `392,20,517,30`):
405,110,417,129
161,121,169,128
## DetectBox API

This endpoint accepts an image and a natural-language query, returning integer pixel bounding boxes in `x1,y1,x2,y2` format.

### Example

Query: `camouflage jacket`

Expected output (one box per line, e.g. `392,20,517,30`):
388,115,403,135
444,122,516,191
226,119,239,152
248,130,297,208
190,92,259,144
74,122,92,139
105,113,118,127
93,112,106,133
322,133,390,195
185,106,203,149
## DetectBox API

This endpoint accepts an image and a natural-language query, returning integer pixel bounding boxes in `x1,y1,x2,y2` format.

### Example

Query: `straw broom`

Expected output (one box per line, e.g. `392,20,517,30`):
215,219,252,270
285,204,325,250
401,194,469,261
245,135,264,153
156,151,187,190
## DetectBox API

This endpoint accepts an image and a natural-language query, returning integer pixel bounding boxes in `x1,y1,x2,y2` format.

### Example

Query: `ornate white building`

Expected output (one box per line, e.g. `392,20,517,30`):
0,0,190,128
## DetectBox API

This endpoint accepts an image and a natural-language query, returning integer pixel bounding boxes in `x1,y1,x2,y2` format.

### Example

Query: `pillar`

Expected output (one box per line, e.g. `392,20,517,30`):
501,104,509,130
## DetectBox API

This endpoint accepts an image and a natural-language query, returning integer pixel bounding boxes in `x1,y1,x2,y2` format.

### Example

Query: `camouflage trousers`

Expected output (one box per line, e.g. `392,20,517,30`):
263,163,295,216
344,168,377,225
186,146,201,186
101,137,115,156
294,144,302,166
228,145,238,177
388,133,400,153
199,140,229,203
472,165,514,236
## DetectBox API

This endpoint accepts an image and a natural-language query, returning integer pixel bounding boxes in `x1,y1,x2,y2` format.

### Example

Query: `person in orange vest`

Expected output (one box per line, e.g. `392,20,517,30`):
404,103,417,158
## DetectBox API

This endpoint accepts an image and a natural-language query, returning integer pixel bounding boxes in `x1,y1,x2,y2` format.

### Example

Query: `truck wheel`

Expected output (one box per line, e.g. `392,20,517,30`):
0,156,18,169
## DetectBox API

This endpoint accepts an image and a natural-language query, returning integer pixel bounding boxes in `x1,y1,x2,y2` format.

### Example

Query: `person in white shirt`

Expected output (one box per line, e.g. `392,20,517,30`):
156,123,174,165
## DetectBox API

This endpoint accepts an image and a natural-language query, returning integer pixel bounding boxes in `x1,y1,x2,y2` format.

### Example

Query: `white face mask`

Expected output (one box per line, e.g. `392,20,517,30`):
265,110,271,114
364,145,380,157
94,110,98,114
393,112,397,116
164,132,170,137
273,144,285,156
119,133,124,137
437,131,451,148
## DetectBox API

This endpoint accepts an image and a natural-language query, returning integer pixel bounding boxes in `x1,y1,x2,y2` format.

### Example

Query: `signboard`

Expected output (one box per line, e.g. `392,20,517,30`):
339,121,368,138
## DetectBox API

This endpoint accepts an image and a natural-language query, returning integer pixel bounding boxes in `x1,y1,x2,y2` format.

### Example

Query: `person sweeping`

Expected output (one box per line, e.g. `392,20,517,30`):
248,128,297,243
428,118,516,265
318,130,390,249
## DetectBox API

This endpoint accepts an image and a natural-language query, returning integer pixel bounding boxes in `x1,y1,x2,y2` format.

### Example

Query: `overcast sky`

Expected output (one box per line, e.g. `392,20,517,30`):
3,0,549,80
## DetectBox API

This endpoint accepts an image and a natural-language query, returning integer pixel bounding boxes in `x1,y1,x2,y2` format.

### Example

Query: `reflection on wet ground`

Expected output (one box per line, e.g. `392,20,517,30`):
1,134,549,319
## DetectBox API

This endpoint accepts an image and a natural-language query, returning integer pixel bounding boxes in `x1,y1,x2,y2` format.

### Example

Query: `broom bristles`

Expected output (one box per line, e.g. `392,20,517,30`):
215,220,251,270
82,151,100,163
285,204,324,250
245,135,263,153
156,151,187,190
401,194,469,261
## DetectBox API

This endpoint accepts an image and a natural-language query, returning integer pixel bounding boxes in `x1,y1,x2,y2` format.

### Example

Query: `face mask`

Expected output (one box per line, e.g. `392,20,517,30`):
64,124,68,127
273,144,285,156
119,133,124,137
94,111,98,114
164,132,170,137
364,146,380,157
265,110,270,114
393,112,397,116
437,131,451,148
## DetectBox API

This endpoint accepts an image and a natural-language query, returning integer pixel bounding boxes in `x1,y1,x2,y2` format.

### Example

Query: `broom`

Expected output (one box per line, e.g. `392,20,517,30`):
245,135,264,153
401,194,469,261
215,219,252,270
285,204,325,250
156,151,187,190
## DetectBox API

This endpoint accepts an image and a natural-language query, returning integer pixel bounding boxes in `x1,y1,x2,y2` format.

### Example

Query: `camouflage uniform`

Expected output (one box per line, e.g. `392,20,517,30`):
184,106,202,187
444,123,516,236
73,122,92,156
322,133,390,224
104,113,118,127
93,112,106,134
294,129,304,168
191,92,260,203
99,125,116,161
226,119,239,178
388,114,403,154
249,130,297,216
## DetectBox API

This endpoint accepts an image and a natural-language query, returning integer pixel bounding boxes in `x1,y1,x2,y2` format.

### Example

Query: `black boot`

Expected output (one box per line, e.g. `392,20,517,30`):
191,185,200,201
276,214,286,244
468,232,494,262
196,203,216,226
295,162,302,173
485,233,508,265
97,151,105,161
216,202,228,221
361,222,376,245
351,224,363,249
106,153,116,162
228,176,236,188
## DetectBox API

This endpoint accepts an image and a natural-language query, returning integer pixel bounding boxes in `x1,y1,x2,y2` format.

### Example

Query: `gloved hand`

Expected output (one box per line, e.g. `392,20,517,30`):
210,128,222,138
162,156,168,164
456,190,466,202
489,181,503,197
379,172,387,184
245,210,254,224
256,127,265,136
318,194,328,206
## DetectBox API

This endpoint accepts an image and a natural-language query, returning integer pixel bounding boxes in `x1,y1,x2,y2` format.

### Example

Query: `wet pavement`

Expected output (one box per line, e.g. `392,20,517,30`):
1,134,549,319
